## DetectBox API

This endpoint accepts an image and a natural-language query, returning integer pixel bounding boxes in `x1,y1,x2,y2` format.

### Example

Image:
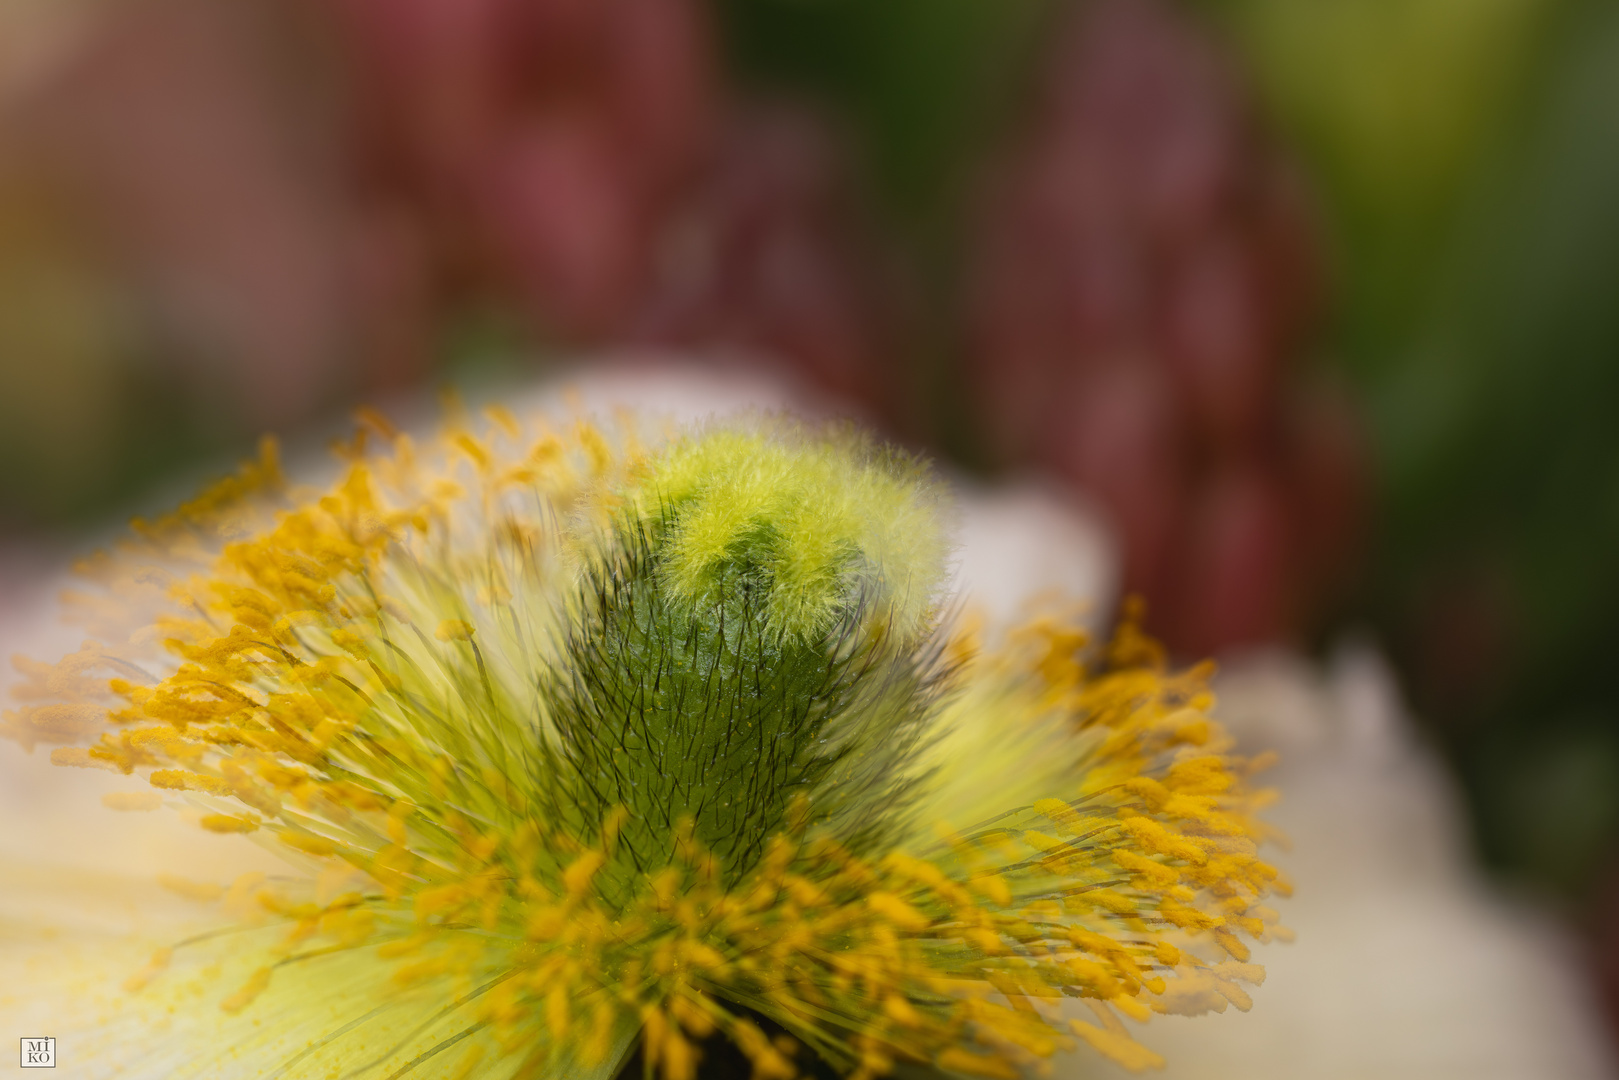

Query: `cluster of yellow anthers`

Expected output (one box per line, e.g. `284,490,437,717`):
5,406,1288,1080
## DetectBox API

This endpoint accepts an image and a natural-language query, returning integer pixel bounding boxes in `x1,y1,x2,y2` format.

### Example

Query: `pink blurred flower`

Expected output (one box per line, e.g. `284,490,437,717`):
966,0,1357,655
629,102,911,413
333,0,715,338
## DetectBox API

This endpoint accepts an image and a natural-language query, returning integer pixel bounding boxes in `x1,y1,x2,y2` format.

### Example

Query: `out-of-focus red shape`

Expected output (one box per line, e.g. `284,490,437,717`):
628,103,909,414
1591,859,1619,1053
1044,361,1186,605
1168,459,1294,657
1162,231,1280,448
967,0,1358,655
334,0,516,192
347,200,437,393
327,0,913,408
17,0,357,425
1284,380,1369,592
487,118,645,335
7,0,905,441
332,0,717,340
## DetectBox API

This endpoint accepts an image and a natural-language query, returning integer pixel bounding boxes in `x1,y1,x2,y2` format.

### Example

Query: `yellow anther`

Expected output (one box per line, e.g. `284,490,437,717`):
148,769,230,795
935,1048,1020,1079
219,967,273,1014
102,791,162,811
867,892,931,931
277,830,337,857
121,947,173,993
563,851,606,896
199,813,259,833
434,619,475,642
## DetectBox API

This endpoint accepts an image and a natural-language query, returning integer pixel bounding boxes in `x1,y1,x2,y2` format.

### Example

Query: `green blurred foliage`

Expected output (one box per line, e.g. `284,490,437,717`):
0,171,220,530
1211,0,1619,894
1208,0,1557,354
0,176,127,522
1384,0,1619,895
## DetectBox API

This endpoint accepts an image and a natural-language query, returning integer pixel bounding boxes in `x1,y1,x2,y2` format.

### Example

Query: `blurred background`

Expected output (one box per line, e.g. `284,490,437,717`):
0,0,1616,1065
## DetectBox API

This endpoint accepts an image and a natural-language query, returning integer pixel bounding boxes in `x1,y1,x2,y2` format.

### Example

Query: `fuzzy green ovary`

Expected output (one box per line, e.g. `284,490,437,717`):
628,427,948,646
555,426,951,887
556,546,856,888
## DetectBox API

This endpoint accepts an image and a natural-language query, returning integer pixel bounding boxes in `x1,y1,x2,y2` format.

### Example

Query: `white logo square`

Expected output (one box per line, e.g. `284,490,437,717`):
20,1037,55,1068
